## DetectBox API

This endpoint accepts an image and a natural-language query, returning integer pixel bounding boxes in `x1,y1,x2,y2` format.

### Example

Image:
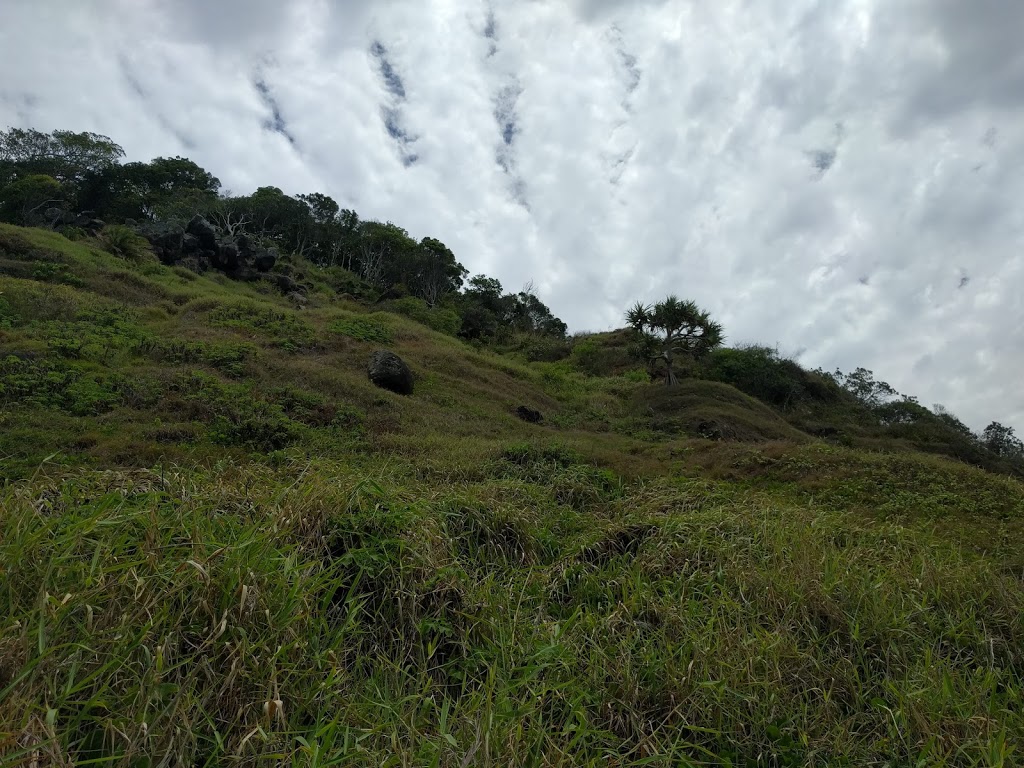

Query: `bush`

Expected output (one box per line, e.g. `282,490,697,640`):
386,296,461,336
704,345,837,408
174,372,304,451
207,301,315,351
329,316,393,344
100,225,149,263
570,338,603,376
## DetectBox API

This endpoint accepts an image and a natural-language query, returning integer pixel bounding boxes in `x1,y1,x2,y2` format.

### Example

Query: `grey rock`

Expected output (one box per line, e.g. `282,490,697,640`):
186,215,218,251
181,233,200,254
367,350,414,395
273,273,300,294
136,221,184,254
178,255,210,274
236,233,253,258
253,248,277,272
218,241,240,270
287,291,308,306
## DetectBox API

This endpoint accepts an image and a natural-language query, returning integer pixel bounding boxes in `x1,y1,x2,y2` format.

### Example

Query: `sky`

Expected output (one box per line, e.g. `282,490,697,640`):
1,0,1022,433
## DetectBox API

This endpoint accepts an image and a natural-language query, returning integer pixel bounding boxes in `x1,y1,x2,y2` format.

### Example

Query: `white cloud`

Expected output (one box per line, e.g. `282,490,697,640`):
1,0,1022,433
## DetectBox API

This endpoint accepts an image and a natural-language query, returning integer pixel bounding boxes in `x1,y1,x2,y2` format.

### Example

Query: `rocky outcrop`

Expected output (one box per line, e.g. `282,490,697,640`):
132,217,290,291
186,215,218,251
367,351,414,395
136,221,184,264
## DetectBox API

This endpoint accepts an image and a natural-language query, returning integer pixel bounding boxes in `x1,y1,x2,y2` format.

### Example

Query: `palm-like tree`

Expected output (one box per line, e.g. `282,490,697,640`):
626,296,724,385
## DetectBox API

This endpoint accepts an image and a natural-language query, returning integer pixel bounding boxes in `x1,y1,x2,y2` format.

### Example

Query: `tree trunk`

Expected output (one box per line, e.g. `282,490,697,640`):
663,352,678,386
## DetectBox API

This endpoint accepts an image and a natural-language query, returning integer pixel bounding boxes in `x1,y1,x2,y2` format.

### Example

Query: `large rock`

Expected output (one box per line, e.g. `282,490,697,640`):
367,351,414,395
217,240,240,270
181,233,200,254
236,233,254,259
272,273,302,294
515,405,543,424
186,215,218,251
44,207,73,225
136,221,184,255
73,213,105,232
253,247,277,272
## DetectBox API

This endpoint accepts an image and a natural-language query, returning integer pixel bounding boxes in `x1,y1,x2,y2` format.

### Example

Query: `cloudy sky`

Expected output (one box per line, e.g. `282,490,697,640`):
1,0,1022,432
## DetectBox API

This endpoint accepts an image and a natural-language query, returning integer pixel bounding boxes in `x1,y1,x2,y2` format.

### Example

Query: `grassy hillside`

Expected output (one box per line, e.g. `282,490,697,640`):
1,224,1023,766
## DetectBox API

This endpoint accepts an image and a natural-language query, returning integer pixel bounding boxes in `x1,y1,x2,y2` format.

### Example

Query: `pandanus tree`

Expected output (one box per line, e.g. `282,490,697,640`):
627,296,724,385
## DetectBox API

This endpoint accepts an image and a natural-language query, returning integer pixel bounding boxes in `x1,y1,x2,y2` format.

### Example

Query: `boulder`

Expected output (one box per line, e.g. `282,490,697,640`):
287,291,308,307
272,273,301,294
253,247,277,272
515,405,543,423
178,255,210,273
367,351,414,395
136,221,184,254
186,215,218,251
218,240,240,270
181,233,200,254
236,233,254,258
44,207,65,225
73,214,105,231
233,266,261,282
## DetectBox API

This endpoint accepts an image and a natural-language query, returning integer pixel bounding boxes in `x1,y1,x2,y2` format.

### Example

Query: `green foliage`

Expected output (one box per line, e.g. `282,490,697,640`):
99,224,150,263
570,336,603,375
0,173,64,224
705,345,837,408
328,315,393,344
829,366,900,407
0,355,122,415
175,371,303,450
207,300,315,351
627,295,724,385
386,296,461,336
620,368,649,383
37,307,152,362
503,332,572,363
145,338,257,377
982,421,1024,458
635,379,809,441
0,127,124,188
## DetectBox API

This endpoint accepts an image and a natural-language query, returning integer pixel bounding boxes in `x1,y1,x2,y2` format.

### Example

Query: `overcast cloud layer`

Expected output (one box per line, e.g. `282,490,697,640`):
2,0,1022,432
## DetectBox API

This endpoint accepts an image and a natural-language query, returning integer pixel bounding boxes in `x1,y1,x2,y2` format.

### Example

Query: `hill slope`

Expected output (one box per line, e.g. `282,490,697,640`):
1,225,1023,766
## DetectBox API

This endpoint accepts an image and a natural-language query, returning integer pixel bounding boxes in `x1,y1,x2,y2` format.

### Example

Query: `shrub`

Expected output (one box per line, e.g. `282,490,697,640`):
570,338,604,376
386,296,461,336
173,372,304,450
100,225,150,263
207,301,315,351
704,345,837,408
329,316,393,344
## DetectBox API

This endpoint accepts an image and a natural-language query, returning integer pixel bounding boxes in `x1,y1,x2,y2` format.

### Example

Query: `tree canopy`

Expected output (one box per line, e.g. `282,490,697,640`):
627,296,724,385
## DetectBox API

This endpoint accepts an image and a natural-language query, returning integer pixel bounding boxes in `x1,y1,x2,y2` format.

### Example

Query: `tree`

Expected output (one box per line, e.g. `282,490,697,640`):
830,367,899,407
507,287,567,337
981,422,1024,458
0,174,64,225
931,404,974,437
0,127,123,188
626,296,724,385
79,156,220,222
415,237,467,306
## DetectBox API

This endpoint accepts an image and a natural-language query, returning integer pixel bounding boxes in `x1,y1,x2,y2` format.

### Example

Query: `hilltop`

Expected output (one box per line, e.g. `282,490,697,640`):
1,128,1023,766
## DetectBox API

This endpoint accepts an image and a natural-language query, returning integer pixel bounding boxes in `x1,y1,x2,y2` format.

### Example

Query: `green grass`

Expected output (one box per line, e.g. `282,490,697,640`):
1,224,1023,765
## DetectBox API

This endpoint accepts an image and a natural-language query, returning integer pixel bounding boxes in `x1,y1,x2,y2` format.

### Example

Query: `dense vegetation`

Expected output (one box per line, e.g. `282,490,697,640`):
1,128,1023,766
